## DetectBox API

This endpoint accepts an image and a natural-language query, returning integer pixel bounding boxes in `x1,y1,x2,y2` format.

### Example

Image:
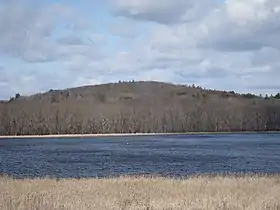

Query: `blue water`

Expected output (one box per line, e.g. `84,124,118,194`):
0,133,279,178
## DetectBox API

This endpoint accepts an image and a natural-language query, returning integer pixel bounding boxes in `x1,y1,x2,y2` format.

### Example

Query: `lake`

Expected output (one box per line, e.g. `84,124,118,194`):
0,133,280,178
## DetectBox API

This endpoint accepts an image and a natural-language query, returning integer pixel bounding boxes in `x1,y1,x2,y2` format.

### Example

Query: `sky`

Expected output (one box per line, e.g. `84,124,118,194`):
0,0,280,99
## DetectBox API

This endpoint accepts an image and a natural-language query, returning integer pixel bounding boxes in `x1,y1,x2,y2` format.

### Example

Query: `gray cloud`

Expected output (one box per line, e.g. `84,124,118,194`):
0,0,87,63
0,1,48,56
110,0,213,24
57,36,85,46
248,84,280,92
251,47,280,66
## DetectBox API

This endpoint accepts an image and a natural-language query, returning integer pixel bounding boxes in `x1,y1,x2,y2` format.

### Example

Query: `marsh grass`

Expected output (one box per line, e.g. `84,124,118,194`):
1,175,280,210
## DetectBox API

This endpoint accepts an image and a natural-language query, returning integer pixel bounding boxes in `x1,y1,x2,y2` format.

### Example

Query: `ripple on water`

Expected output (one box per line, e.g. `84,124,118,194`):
0,134,280,178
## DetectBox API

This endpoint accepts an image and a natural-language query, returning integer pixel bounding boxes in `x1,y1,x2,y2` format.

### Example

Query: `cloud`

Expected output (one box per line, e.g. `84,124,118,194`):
0,0,48,60
57,36,85,46
0,0,107,99
111,0,280,51
0,0,88,63
197,0,280,51
108,17,146,38
110,0,213,24
1,0,280,99
105,0,280,95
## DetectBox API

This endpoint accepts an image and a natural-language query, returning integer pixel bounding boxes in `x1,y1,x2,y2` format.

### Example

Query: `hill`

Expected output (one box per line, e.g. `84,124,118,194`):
0,81,279,135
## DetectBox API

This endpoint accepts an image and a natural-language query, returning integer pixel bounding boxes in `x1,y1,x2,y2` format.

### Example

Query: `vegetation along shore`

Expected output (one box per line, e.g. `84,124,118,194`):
1,175,280,210
1,81,280,136
0,131,279,139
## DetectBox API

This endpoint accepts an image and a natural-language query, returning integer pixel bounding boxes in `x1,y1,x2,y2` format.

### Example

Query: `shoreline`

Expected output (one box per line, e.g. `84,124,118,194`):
0,131,279,139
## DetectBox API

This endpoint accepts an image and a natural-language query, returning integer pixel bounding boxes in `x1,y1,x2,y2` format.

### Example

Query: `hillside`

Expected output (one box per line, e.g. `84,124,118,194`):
0,81,280,135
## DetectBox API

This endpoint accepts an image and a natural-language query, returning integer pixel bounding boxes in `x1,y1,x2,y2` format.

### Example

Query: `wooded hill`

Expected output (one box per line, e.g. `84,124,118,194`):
0,81,280,135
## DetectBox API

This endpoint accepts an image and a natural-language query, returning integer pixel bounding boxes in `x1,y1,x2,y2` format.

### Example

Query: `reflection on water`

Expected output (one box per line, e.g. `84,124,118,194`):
0,133,280,178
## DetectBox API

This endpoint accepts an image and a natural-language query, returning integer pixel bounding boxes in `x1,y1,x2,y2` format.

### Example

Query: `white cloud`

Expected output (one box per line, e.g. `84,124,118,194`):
197,0,280,51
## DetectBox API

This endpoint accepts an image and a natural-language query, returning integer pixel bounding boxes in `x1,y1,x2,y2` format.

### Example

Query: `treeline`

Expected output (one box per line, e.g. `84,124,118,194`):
0,81,280,135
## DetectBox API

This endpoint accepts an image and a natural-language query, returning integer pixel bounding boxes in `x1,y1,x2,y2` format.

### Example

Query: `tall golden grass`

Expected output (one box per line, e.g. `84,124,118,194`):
1,175,280,210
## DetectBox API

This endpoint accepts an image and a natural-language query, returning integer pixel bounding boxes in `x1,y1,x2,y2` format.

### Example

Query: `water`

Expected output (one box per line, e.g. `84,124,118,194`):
0,133,280,178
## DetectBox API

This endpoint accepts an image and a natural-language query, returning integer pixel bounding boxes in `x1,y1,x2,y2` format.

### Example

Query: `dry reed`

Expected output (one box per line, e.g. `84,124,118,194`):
1,175,280,210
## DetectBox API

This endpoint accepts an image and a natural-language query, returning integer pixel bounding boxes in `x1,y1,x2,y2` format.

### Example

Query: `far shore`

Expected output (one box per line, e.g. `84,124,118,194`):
0,131,278,139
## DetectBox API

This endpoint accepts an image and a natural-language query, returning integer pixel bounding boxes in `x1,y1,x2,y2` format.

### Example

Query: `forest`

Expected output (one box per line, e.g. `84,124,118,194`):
0,81,280,135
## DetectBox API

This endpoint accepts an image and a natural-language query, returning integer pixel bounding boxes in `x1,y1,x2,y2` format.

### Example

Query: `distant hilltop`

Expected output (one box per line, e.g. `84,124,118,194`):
0,81,280,135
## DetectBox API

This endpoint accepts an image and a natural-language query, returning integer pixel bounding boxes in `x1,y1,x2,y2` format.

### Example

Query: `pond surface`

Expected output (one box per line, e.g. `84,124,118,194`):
0,133,280,178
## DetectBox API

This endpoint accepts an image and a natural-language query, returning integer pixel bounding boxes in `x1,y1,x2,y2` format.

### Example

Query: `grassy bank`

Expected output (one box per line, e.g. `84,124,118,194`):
1,175,280,210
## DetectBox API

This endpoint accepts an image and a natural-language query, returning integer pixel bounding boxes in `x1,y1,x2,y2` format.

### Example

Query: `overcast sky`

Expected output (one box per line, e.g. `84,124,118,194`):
0,0,279,99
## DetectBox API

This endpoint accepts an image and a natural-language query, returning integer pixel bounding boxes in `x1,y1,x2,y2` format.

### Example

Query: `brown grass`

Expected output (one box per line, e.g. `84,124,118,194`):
1,175,280,210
